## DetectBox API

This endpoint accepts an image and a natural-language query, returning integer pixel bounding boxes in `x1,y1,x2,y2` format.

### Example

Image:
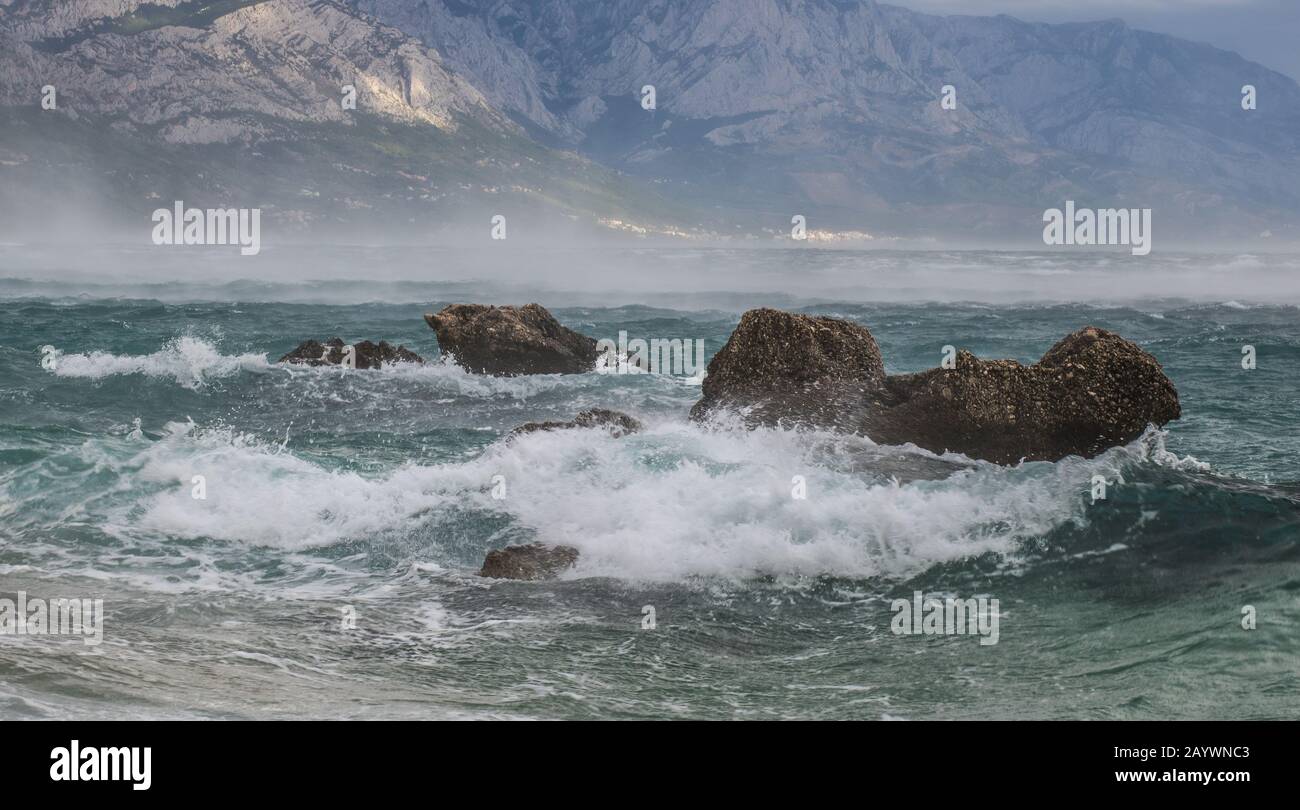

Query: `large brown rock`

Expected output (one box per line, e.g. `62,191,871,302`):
509,408,642,439
689,308,885,430
279,338,423,368
479,543,579,580
869,326,1182,463
424,303,598,375
692,311,1181,465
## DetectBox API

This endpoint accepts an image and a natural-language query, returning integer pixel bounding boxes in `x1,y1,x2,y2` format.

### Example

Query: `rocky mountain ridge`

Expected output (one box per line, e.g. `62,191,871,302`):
2,0,1298,241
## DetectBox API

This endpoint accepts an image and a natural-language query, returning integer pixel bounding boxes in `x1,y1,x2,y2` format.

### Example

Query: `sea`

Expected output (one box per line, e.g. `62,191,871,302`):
1,245,1298,719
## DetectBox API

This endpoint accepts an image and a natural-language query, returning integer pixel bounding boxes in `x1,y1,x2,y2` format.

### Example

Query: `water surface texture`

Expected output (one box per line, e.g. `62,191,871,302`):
2,248,1298,719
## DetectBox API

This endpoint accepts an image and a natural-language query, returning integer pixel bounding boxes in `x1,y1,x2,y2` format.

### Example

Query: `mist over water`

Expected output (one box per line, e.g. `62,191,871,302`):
2,246,1299,719
6,244,1300,308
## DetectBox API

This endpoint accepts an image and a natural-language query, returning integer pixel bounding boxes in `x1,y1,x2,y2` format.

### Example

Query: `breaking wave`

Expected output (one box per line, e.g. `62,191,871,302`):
9,411,1244,589
43,337,269,389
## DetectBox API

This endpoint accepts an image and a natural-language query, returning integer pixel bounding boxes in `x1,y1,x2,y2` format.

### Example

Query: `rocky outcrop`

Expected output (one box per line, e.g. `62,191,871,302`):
867,327,1182,464
510,408,642,438
424,304,598,375
689,308,885,431
692,311,1181,465
279,338,424,368
480,543,579,580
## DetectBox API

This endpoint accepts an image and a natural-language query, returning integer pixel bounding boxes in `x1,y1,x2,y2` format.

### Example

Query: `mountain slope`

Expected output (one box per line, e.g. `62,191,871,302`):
3,0,1298,243
0,0,681,240
351,0,1300,240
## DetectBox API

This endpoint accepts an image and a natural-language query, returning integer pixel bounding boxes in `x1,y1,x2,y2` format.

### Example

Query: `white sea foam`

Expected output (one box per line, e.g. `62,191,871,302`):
128,428,452,549
42,336,630,400
381,356,584,398
46,337,268,389
474,423,1094,581
103,419,1194,583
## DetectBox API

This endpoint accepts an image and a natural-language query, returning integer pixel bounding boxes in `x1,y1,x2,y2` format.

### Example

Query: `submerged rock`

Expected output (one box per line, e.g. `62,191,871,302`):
424,303,598,375
691,311,1181,464
480,543,579,580
279,338,423,368
510,408,642,439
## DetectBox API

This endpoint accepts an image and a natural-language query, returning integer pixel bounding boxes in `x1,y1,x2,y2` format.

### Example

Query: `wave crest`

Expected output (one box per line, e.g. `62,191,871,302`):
45,337,268,389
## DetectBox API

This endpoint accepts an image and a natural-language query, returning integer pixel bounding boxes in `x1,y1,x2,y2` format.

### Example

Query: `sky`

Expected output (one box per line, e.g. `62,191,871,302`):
893,0,1300,81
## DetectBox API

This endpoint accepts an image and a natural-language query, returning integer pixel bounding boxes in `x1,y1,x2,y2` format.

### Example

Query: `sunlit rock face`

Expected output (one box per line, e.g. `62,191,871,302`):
0,0,514,139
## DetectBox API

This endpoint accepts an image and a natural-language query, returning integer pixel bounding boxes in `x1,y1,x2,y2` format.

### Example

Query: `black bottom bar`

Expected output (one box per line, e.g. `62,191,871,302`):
7,720,1289,796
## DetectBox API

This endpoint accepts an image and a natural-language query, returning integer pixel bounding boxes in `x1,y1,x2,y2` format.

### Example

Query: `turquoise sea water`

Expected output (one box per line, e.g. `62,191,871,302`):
1,248,1298,719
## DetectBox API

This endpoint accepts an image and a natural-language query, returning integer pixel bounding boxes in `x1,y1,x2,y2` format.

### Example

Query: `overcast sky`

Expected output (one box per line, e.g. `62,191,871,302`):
892,0,1300,81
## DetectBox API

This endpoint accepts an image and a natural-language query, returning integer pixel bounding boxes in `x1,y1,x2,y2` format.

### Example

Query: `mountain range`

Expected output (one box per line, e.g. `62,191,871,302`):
2,0,1298,244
